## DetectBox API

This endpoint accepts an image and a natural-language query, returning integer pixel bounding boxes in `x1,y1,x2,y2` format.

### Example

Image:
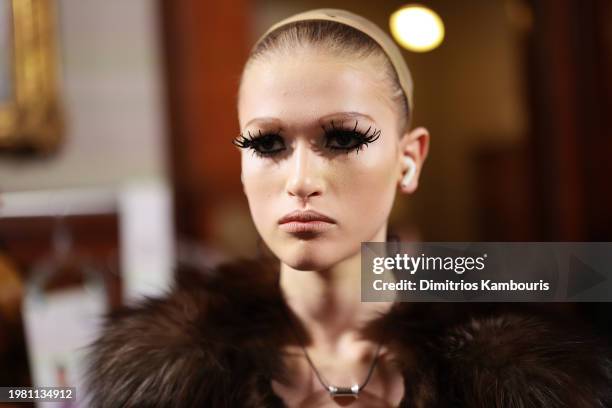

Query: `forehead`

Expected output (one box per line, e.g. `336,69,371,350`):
238,50,396,129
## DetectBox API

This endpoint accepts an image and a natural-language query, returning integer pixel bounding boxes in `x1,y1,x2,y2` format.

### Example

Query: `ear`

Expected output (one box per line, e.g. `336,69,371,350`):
398,126,430,194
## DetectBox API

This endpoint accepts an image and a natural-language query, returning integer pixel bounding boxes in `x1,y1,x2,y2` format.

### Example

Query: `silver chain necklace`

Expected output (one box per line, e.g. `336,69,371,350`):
295,335,384,398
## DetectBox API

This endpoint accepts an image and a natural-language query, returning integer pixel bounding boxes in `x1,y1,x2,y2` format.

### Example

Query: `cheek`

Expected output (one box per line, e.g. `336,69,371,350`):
241,158,281,234
336,154,398,231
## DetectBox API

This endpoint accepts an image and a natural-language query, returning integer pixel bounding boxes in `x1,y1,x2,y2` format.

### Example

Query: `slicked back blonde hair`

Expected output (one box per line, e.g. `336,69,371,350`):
240,20,411,133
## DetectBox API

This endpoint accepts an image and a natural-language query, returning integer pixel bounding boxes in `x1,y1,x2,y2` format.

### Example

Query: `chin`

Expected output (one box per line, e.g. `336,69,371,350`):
275,240,353,271
284,256,341,271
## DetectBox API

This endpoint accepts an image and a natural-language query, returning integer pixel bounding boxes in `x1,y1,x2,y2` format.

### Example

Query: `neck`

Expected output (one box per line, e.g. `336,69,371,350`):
279,226,396,354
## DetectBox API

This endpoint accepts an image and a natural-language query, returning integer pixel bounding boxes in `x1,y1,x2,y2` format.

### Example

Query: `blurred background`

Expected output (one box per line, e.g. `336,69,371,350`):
0,0,611,403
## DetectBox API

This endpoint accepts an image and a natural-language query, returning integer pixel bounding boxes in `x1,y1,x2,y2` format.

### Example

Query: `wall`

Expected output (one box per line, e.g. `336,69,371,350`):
0,0,167,192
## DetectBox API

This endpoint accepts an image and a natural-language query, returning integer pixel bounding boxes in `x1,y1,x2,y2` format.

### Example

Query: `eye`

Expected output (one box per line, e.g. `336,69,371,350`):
325,129,366,150
323,120,381,154
253,133,285,155
232,130,286,157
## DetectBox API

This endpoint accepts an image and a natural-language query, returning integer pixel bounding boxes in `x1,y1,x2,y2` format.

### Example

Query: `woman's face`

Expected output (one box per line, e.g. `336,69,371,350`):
238,48,409,271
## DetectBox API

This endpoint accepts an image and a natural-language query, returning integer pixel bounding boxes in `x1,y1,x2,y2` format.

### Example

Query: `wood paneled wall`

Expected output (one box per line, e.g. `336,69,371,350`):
160,0,251,242
527,0,612,241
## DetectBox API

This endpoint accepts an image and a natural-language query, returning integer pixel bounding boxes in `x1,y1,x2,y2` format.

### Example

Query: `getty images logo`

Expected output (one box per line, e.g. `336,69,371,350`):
372,253,488,275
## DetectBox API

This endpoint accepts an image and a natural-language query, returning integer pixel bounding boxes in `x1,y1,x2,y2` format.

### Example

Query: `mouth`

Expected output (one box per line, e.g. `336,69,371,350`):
278,210,336,234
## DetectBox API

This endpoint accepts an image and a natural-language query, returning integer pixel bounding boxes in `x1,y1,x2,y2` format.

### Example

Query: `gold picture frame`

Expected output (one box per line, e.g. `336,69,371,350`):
0,0,63,153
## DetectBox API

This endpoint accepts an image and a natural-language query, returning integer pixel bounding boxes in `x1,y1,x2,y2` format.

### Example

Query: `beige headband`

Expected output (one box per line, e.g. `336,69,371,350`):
254,8,414,112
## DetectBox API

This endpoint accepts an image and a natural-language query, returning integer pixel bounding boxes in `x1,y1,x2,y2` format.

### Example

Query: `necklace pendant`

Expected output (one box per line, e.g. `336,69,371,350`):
328,384,360,398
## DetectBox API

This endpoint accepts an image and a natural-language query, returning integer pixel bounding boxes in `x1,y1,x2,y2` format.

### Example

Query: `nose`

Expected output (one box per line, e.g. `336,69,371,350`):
285,140,324,200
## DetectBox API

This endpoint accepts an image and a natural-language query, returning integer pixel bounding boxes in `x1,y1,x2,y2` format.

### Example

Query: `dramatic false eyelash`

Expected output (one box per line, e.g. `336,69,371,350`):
232,129,266,148
232,129,285,157
321,119,382,154
232,120,382,157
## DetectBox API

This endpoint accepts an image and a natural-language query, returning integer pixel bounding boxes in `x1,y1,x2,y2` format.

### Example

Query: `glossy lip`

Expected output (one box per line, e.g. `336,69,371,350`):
278,209,336,234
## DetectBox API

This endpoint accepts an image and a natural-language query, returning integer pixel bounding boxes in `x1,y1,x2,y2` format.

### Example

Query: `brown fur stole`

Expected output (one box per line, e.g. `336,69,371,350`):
84,258,612,407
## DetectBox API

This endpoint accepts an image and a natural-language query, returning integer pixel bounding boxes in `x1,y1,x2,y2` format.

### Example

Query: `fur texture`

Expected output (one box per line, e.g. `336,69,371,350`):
84,258,612,407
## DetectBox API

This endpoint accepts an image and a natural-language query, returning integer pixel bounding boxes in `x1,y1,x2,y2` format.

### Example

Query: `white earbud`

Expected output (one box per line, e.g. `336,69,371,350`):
401,157,416,189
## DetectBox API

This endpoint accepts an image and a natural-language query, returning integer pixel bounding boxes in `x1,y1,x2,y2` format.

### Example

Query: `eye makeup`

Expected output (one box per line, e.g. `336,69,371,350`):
322,119,381,154
232,129,286,157
232,120,381,158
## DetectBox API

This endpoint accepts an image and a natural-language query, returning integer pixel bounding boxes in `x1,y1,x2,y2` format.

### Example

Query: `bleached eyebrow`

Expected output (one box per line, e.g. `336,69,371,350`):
243,116,283,129
318,111,376,124
243,111,376,129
